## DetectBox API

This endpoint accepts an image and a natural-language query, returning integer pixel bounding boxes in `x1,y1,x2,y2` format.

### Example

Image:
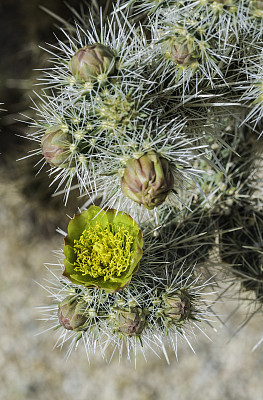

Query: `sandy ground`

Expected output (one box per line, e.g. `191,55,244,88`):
0,169,263,400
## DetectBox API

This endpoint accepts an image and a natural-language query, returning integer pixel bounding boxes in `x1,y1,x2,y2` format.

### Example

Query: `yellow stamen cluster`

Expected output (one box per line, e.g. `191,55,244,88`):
73,222,135,281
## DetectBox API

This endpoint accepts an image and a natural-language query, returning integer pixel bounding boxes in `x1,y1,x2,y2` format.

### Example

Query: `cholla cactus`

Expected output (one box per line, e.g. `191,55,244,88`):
38,218,216,361
22,0,263,361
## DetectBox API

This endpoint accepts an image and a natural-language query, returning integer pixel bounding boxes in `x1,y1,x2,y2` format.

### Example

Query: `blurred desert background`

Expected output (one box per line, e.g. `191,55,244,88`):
0,1,263,399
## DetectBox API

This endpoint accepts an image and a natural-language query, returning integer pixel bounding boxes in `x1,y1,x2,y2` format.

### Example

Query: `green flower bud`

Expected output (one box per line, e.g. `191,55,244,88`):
69,44,116,83
161,291,191,323
41,126,72,168
121,151,174,210
63,206,144,293
170,41,196,66
58,295,88,331
115,307,147,336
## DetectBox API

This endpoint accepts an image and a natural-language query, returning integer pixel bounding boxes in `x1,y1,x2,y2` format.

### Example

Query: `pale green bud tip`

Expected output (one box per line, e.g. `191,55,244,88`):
115,307,147,336
161,291,192,322
41,126,72,168
69,43,116,83
58,296,88,331
121,151,174,210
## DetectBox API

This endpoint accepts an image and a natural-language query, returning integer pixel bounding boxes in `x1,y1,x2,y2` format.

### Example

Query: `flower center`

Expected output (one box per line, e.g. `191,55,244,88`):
73,222,135,281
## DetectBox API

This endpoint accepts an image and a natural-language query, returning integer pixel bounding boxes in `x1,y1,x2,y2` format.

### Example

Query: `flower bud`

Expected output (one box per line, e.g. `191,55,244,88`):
69,43,116,83
41,126,72,168
115,307,147,336
121,151,174,209
58,295,88,331
161,291,191,323
170,41,196,66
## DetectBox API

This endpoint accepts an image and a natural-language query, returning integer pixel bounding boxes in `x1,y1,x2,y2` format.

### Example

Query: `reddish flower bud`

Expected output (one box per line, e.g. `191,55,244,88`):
115,308,147,336
69,43,116,83
58,296,88,331
41,126,72,168
121,151,174,209
170,42,196,66
161,291,192,323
